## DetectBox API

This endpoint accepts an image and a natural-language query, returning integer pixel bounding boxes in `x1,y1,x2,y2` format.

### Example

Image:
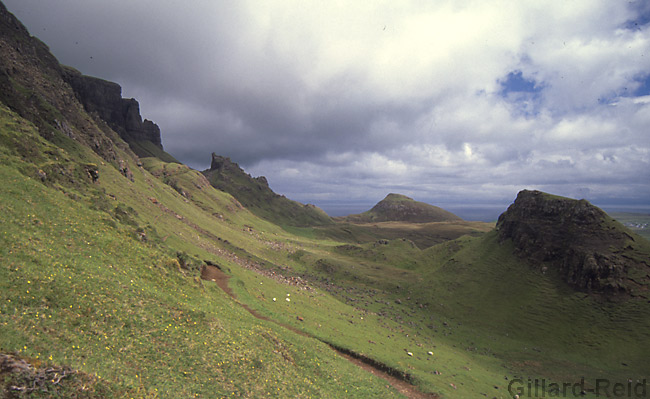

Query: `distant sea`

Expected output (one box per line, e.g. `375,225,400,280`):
600,205,650,216
318,203,509,222
317,203,650,223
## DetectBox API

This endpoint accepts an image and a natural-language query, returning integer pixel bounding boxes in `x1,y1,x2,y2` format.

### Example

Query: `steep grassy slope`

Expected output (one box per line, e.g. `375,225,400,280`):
419,232,650,370
0,105,407,398
0,6,417,395
127,139,180,163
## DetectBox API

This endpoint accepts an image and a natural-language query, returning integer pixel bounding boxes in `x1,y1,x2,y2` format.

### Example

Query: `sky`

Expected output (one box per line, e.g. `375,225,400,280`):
4,0,650,219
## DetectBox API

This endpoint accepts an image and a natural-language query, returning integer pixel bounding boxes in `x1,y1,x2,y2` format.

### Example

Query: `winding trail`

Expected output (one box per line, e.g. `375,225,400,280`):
201,265,437,399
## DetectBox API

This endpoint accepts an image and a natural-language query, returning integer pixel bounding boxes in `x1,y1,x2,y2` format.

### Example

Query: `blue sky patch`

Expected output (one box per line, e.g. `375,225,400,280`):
499,70,541,95
499,70,545,116
633,74,650,96
599,74,650,104
624,1,650,30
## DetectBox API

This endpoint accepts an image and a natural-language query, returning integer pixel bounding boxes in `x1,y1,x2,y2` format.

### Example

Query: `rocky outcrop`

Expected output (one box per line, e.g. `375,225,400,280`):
63,67,162,149
210,153,233,171
497,190,650,295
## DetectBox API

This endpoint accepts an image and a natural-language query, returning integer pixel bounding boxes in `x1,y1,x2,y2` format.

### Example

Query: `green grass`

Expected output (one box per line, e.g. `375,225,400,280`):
311,220,493,249
128,140,180,164
0,107,405,398
2,100,649,398
226,223,650,398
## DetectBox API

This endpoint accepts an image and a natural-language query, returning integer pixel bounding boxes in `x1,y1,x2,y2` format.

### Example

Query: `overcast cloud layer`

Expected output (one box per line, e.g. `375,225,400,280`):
5,1,650,217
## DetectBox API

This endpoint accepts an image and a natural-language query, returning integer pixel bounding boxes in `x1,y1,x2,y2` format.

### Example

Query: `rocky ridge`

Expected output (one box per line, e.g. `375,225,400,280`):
0,2,123,164
203,153,333,227
0,2,163,168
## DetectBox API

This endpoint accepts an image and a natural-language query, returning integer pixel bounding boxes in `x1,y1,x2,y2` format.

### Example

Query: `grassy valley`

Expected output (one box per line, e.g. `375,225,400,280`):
1,3,649,398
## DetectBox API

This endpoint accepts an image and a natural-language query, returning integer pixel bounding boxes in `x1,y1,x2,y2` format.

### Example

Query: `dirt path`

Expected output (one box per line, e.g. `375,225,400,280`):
201,265,437,399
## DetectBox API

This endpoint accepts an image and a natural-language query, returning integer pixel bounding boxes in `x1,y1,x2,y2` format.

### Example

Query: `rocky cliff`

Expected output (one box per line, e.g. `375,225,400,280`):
497,190,650,296
63,67,162,150
0,1,128,165
0,2,164,166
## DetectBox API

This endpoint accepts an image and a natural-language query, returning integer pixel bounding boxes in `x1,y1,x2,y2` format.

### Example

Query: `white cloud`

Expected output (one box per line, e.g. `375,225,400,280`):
4,0,650,212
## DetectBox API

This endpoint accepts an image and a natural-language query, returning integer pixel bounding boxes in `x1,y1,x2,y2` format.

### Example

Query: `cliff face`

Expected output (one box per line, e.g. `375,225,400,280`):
0,3,130,168
63,67,162,149
497,190,650,295
0,1,162,168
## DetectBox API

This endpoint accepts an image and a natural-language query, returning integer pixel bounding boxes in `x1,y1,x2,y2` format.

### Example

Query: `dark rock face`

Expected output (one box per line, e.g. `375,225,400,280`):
210,153,232,171
497,190,649,295
63,68,162,149
255,176,269,187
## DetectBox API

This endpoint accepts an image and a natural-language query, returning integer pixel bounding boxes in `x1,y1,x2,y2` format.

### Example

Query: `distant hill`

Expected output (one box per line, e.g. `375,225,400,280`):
497,190,650,296
341,193,462,223
202,153,333,227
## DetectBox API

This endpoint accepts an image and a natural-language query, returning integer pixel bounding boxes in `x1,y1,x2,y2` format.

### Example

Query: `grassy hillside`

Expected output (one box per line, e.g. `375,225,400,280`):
7,95,649,397
259,228,650,396
341,193,462,224
203,154,333,228
0,105,407,398
127,139,180,164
